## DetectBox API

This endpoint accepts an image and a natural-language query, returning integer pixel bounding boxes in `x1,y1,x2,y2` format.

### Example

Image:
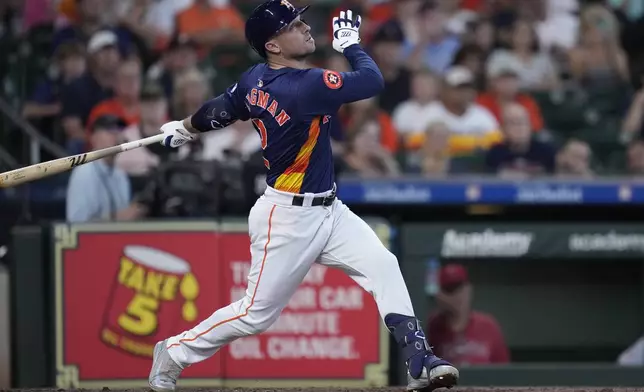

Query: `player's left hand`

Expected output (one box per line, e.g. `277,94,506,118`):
159,120,196,148
332,10,362,54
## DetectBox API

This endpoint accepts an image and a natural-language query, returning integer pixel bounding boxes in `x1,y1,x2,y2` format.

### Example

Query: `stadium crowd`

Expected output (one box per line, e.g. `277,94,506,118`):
2,0,644,218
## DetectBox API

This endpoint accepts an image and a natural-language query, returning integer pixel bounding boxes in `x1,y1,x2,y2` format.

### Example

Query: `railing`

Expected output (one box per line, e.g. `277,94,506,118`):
0,96,66,165
0,143,18,170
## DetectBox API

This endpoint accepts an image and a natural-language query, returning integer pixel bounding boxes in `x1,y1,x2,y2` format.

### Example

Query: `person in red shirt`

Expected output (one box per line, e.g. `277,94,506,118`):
476,58,545,132
427,263,510,365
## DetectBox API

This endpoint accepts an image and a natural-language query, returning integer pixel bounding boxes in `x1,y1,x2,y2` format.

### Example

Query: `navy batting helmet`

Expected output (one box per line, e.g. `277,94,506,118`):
245,0,310,58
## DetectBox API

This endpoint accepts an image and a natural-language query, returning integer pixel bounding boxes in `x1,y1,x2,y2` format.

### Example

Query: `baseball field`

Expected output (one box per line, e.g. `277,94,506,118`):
4,387,641,392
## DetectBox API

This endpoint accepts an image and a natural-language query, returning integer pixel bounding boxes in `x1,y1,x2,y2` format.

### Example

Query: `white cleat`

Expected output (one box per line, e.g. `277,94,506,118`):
407,364,460,391
149,340,184,392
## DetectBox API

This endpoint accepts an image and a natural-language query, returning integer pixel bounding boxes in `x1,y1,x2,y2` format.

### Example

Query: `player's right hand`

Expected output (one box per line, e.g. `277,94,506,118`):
159,120,195,148
332,10,362,54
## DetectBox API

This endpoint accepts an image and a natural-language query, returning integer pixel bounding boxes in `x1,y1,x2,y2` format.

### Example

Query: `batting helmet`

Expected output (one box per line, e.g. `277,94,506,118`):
245,0,310,58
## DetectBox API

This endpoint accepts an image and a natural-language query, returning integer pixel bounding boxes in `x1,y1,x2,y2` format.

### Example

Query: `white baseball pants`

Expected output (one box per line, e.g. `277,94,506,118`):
166,185,415,366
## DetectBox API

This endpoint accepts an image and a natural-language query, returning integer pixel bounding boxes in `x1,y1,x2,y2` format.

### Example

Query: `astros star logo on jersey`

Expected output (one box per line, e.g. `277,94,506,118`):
322,70,343,90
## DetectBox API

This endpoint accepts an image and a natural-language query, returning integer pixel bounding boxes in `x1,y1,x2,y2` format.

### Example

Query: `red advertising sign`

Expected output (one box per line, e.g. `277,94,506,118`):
53,223,224,388
219,232,389,387
54,221,390,389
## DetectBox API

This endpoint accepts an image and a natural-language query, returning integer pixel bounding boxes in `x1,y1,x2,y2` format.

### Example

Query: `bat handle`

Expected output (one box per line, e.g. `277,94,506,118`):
120,134,165,152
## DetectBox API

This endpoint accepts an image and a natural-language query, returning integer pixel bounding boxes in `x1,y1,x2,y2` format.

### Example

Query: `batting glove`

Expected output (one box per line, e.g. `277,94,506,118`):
160,120,196,148
332,10,361,54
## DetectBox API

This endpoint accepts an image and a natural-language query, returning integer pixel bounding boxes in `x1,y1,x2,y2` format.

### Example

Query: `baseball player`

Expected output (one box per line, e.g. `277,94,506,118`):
148,1,459,391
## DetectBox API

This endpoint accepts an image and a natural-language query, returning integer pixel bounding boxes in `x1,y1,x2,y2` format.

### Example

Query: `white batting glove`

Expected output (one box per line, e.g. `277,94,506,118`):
332,10,361,54
160,120,196,148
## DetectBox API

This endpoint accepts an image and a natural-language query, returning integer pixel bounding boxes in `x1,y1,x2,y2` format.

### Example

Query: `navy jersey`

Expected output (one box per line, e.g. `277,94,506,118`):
217,45,383,194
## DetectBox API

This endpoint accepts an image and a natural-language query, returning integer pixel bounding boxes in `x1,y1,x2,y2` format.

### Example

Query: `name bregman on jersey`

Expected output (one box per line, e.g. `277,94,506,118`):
246,88,291,126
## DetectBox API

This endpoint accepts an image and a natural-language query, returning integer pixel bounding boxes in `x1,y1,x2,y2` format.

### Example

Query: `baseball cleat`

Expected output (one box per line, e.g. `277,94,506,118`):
407,361,459,391
149,339,183,392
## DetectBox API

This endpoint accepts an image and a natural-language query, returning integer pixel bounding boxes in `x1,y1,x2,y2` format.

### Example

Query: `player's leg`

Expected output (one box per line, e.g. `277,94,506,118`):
149,199,329,391
317,199,458,391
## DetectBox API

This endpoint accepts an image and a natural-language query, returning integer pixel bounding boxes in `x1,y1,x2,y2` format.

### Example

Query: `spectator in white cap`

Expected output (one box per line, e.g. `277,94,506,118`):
59,29,122,154
477,55,546,133
400,65,502,157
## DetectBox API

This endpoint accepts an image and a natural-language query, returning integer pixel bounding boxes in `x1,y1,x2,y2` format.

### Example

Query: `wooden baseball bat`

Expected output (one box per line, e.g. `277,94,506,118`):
0,133,165,189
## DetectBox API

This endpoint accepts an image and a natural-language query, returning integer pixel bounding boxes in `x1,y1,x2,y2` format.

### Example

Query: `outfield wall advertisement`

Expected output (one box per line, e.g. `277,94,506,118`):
52,221,390,389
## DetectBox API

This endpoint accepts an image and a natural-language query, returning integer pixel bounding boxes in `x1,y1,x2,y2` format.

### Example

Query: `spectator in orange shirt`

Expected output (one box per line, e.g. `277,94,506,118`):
340,97,399,154
175,0,246,58
427,263,510,366
86,58,142,138
477,57,545,132
341,117,401,178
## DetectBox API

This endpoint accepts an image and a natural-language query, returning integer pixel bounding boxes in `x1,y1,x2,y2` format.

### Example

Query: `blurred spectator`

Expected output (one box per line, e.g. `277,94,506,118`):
534,0,580,52
146,35,199,98
115,0,191,54
486,19,560,92
621,77,644,142
462,18,496,55
66,115,147,222
555,138,594,178
86,57,143,136
485,102,556,178
608,0,644,22
115,83,171,177
427,263,510,366
23,0,56,31
179,120,262,162
52,0,133,56
405,66,501,156
369,20,412,114
488,0,519,49
568,4,629,88
403,1,461,74
392,69,440,142
341,97,399,154
342,123,400,178
59,30,121,154
436,0,478,36
171,67,259,161
175,0,246,58
452,43,487,91
477,57,546,132
22,41,86,123
626,138,644,175
415,121,451,176
171,68,211,121
1,0,24,38
392,0,422,44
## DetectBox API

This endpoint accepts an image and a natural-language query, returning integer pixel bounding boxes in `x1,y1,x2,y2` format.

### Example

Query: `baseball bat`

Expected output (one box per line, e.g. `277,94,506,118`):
0,133,165,189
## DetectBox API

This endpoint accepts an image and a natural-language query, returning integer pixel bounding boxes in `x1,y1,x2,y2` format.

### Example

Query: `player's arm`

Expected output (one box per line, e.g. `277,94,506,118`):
159,83,250,148
303,10,384,113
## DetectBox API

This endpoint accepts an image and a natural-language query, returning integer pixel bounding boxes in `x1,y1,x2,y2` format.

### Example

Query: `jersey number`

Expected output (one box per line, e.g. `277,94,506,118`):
252,118,270,169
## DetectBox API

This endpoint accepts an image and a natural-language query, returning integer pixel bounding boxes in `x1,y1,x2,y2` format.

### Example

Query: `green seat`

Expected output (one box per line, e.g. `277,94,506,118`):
571,117,623,164
603,150,628,175
531,90,587,132
450,153,486,174
584,83,633,117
